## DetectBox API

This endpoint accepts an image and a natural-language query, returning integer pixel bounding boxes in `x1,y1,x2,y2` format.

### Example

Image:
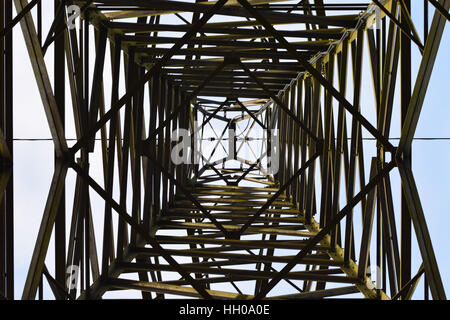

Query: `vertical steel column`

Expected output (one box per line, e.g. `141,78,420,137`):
3,0,14,299
397,0,450,300
0,0,4,297
0,0,6,299
400,0,412,300
54,0,66,296
82,11,91,294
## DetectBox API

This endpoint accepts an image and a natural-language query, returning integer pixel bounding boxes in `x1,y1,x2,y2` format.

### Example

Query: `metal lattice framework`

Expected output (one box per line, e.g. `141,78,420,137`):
0,0,449,300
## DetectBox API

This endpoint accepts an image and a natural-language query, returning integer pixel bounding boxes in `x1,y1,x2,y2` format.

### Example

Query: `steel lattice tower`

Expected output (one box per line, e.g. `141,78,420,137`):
0,0,449,300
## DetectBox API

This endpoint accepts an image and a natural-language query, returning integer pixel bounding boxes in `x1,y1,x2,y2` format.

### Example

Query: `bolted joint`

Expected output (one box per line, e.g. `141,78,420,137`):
59,149,75,165
226,231,241,240
223,56,241,66
315,139,324,153
395,146,410,166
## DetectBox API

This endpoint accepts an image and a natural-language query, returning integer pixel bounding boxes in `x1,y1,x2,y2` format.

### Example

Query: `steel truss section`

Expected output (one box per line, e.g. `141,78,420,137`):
1,0,448,300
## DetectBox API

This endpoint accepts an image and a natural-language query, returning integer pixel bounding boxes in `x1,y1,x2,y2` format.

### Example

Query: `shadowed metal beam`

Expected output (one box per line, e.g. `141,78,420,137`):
68,160,214,299
397,162,446,299
398,0,450,153
0,0,40,39
70,0,230,155
428,0,450,21
22,161,67,300
13,0,68,157
254,161,396,299
372,0,424,52
237,0,396,154
235,151,321,238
